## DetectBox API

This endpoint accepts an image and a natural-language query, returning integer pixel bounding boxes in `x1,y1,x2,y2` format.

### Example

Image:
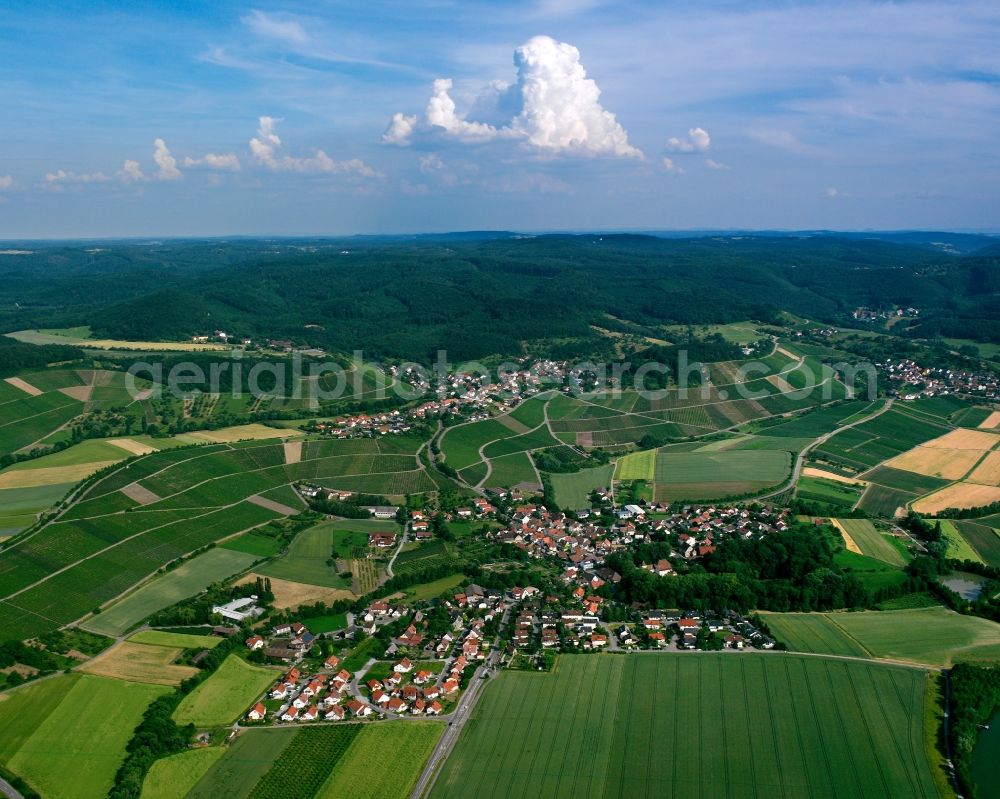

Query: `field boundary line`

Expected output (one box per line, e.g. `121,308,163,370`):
814,614,874,658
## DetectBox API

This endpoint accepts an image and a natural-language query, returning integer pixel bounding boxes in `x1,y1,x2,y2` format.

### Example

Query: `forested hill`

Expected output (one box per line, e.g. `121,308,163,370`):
0,233,996,362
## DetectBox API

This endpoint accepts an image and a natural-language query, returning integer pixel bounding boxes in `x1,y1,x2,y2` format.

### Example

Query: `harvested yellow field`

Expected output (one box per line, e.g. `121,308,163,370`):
237,573,355,609
978,411,1000,430
187,424,299,443
766,374,794,393
802,467,866,486
58,385,93,402
283,439,302,464
885,446,983,480
913,482,1000,514
78,641,197,686
108,438,159,456
831,519,862,554
968,451,1000,487
3,376,42,396
0,461,118,489
923,428,999,450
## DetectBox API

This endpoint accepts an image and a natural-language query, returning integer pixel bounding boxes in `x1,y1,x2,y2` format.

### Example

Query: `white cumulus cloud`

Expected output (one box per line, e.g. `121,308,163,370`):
119,160,145,182
153,138,182,180
426,79,502,141
250,117,381,177
705,158,729,170
666,127,711,153
385,35,641,158
184,153,242,171
382,112,417,146
0,176,12,189
661,157,684,174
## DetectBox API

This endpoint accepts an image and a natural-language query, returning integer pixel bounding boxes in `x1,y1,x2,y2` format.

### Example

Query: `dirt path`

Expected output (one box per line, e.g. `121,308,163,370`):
754,398,894,502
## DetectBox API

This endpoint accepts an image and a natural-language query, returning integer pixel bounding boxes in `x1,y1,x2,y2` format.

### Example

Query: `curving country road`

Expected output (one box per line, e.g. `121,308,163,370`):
754,397,894,502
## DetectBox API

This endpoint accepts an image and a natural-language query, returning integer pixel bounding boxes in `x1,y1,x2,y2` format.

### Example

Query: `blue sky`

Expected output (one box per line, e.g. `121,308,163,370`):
1,0,998,236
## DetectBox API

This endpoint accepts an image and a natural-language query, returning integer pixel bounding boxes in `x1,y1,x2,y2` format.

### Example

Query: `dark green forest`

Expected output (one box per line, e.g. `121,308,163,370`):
0,233,997,362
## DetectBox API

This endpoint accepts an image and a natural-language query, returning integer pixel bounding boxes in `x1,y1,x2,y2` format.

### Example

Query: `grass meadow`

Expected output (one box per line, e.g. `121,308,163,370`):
0,674,167,799
762,607,1000,666
173,656,278,727
548,464,614,509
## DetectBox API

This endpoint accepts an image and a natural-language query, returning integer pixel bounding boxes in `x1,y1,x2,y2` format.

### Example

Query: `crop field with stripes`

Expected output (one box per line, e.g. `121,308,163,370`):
430,653,941,799
0,434,433,643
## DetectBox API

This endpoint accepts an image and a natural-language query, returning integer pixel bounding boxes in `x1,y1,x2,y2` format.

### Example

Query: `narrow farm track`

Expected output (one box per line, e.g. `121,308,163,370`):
756,397,894,502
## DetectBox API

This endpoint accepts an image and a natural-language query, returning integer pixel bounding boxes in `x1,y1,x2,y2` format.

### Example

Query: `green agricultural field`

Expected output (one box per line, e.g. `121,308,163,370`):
0,482,75,535
652,449,790,500
548,464,614,509
483,451,538,488
833,550,908,592
305,612,347,633
1,674,167,799
398,572,467,602
755,400,871,438
857,484,915,517
221,530,284,557
247,726,361,799
835,518,908,566
1,499,280,643
139,747,225,799
814,408,949,472
614,448,655,481
173,655,279,727
796,476,864,509
937,520,983,563
129,629,224,649
187,728,299,799
318,721,444,799
762,607,1000,666
82,548,260,637
257,520,354,589
759,612,871,657
954,520,1000,566
440,419,516,471
429,653,941,799
861,465,951,495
